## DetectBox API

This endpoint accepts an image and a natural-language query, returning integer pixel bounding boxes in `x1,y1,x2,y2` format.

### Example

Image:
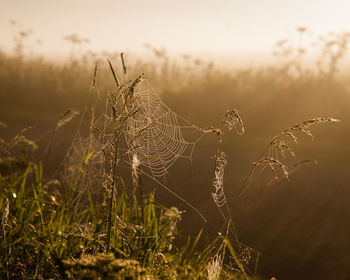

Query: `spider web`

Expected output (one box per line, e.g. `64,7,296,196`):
61,132,107,208
60,77,260,273
125,79,203,177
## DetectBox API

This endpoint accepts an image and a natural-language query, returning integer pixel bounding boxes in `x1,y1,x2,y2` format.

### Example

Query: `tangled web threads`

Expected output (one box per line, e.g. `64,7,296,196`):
63,133,106,192
212,152,228,208
222,109,244,135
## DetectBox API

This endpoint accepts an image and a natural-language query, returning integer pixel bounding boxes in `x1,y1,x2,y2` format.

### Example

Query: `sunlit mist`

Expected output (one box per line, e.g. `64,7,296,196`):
1,1,350,280
1,0,350,64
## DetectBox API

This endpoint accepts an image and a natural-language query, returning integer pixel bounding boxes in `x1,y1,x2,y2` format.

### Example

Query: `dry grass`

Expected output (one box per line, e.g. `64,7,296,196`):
238,117,340,198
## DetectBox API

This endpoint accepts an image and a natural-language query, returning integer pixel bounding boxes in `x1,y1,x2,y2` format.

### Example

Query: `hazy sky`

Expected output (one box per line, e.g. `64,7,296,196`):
1,0,350,62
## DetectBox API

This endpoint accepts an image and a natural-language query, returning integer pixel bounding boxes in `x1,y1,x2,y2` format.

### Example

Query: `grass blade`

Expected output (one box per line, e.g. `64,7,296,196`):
107,58,120,87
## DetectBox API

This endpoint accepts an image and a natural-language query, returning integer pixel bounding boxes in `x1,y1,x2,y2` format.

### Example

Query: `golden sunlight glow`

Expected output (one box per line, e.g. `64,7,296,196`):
1,0,350,62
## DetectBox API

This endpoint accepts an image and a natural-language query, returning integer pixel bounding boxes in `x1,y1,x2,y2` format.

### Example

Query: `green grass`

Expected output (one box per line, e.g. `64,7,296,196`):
0,123,254,279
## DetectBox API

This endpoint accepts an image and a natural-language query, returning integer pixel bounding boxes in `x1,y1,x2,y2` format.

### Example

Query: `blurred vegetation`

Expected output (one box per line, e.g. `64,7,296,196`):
1,26,350,279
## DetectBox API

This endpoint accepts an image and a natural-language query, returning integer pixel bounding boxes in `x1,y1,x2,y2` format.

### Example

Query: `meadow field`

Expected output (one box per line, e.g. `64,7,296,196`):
1,32,350,279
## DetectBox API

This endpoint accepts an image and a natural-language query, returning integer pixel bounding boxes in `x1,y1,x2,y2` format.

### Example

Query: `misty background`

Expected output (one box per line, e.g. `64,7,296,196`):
1,1,350,279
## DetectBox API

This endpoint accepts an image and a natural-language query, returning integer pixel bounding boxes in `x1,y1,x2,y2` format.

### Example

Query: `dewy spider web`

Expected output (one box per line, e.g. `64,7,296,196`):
125,79,203,177
62,132,107,208
60,76,260,274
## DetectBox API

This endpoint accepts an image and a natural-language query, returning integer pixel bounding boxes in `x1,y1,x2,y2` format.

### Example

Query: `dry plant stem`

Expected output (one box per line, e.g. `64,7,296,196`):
92,62,98,88
105,60,143,248
107,58,120,87
121,52,127,75
236,154,266,200
106,144,119,247
137,172,144,223
236,117,340,199
106,59,121,248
